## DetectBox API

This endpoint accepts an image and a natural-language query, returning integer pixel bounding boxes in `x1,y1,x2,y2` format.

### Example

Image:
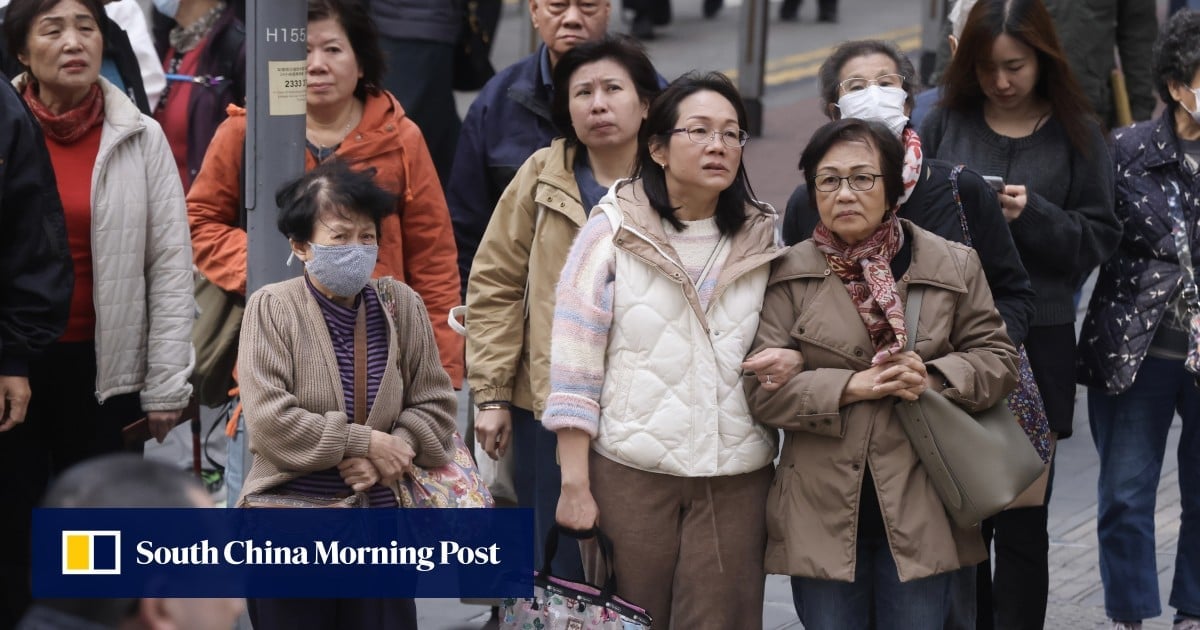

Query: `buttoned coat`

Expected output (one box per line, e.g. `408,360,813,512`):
745,221,1018,583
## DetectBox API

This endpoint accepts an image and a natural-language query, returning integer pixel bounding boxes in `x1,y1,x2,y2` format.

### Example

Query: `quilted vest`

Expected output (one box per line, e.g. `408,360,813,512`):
591,198,778,477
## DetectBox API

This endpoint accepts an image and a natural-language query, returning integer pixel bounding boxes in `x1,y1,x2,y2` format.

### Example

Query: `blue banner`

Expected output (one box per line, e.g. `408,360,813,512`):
33,508,535,598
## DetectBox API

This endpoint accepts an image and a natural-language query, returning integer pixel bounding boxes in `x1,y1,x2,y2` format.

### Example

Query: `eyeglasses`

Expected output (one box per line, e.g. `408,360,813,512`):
838,74,906,94
812,173,883,193
667,126,750,148
542,0,606,16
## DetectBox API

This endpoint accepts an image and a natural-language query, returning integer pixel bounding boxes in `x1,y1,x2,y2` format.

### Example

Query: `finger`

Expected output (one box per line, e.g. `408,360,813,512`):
496,428,511,458
0,418,17,432
6,398,26,425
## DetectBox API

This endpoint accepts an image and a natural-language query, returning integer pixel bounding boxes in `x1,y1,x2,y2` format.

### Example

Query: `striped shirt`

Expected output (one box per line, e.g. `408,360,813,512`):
281,279,396,507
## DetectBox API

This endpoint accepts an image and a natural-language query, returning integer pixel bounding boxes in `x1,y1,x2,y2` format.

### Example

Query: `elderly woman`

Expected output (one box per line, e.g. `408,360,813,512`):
1077,11,1200,630
544,72,799,628
237,159,456,629
467,33,660,581
746,118,1018,629
0,0,194,622
187,0,461,505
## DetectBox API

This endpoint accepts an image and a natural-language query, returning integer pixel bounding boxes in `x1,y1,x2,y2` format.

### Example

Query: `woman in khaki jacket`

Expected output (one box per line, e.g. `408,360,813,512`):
745,118,1018,629
466,34,661,579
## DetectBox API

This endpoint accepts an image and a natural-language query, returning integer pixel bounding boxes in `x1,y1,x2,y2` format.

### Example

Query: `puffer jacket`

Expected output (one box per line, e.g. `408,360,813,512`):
13,74,194,410
466,138,586,415
570,180,782,477
1078,112,1200,394
745,220,1018,582
187,90,464,386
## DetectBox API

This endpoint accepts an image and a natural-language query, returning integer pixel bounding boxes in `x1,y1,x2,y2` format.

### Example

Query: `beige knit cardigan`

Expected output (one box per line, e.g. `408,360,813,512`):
236,276,457,504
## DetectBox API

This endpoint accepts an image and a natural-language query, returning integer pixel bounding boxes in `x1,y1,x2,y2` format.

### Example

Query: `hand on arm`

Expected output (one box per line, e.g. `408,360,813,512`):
741,347,805,392
338,457,381,492
367,430,416,484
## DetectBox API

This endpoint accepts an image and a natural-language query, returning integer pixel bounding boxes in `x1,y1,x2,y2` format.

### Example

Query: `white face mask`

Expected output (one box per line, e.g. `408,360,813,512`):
836,85,910,137
153,0,180,18
1182,86,1200,125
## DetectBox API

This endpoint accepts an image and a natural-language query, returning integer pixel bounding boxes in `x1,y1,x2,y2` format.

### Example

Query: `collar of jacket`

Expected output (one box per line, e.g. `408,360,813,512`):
1139,109,1187,170
771,219,970,295
13,73,146,149
532,138,588,226
605,177,782,313
505,46,554,126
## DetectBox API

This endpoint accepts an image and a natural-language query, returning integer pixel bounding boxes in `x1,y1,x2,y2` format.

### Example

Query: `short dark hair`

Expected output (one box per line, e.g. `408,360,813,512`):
818,39,918,118
308,0,384,100
38,454,205,625
551,33,661,147
275,158,396,243
4,0,105,64
940,0,1095,154
1153,9,1200,112
799,118,905,213
636,71,764,235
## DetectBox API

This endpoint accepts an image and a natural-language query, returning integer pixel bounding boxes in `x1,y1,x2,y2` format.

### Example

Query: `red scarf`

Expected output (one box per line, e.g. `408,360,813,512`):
898,126,923,206
23,82,104,144
813,212,907,364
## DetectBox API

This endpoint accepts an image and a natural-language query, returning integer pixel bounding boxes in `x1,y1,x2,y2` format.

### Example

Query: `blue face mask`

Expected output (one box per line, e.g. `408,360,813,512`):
153,0,180,18
303,243,378,297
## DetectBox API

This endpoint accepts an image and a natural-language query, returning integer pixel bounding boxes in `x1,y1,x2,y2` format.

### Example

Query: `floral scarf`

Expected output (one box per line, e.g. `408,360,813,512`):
897,126,923,206
813,212,907,364
23,81,104,144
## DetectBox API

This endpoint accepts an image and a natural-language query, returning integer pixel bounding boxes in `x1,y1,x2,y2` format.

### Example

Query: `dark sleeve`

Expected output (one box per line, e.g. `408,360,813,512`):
1116,0,1159,122
782,183,817,246
918,107,948,158
104,15,152,115
1009,125,1122,283
447,97,495,301
956,168,1035,346
0,81,73,376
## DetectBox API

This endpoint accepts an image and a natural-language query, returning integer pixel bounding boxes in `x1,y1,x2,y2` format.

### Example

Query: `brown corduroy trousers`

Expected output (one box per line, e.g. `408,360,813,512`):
582,450,772,629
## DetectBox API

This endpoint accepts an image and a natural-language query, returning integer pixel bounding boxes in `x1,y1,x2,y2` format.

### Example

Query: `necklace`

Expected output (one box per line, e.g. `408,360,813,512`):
306,105,357,150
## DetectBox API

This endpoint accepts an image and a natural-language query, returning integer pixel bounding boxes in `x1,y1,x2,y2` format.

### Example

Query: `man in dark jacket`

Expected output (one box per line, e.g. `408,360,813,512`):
0,71,73,630
447,0,611,299
0,4,152,114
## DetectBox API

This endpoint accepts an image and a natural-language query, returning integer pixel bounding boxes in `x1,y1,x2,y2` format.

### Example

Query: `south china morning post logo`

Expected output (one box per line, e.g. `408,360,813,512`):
61,531,121,575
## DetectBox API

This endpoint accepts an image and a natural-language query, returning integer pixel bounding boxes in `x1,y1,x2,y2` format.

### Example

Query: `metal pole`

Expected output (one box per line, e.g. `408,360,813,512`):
736,0,768,137
245,0,308,294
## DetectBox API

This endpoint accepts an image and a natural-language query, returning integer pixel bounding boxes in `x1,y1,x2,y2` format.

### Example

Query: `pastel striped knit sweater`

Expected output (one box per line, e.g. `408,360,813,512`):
543,213,727,437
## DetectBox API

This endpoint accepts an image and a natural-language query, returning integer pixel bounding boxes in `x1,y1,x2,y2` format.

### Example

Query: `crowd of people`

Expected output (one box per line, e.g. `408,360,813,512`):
0,0,1196,629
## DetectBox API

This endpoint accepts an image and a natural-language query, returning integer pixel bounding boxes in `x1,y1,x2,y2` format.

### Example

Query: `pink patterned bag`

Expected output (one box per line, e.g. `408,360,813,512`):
397,431,494,508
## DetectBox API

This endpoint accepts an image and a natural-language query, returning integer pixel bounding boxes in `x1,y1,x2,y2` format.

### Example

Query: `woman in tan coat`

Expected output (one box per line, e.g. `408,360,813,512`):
745,118,1018,629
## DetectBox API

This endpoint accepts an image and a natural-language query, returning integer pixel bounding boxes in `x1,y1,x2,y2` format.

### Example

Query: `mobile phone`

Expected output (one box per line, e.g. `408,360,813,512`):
983,175,1006,192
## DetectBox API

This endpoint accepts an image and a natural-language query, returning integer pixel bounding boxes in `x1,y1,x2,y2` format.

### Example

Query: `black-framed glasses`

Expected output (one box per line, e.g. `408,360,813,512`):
667,126,750,148
812,173,883,192
838,74,906,94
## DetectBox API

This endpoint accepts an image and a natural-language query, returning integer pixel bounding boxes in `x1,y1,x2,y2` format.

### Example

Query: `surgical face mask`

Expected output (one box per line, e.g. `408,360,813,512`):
302,243,378,297
1183,86,1200,125
153,0,180,18
836,85,910,137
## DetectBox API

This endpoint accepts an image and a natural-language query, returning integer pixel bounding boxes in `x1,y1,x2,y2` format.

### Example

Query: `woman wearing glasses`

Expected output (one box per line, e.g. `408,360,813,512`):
746,118,1018,629
543,72,797,627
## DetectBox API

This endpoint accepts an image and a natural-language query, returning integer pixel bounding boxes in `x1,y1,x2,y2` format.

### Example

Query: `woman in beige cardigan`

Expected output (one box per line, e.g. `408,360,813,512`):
236,159,456,629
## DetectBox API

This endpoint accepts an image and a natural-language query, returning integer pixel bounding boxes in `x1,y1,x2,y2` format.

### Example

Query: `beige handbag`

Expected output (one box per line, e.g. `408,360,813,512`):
894,286,1045,528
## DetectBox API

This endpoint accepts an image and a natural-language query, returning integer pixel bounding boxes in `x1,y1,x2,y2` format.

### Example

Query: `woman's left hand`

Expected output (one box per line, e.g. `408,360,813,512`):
998,184,1028,222
146,409,184,443
742,348,805,392
338,457,381,492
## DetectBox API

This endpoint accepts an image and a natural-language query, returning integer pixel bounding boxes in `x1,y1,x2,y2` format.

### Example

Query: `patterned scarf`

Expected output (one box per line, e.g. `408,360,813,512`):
813,212,907,364
22,81,104,144
897,126,923,206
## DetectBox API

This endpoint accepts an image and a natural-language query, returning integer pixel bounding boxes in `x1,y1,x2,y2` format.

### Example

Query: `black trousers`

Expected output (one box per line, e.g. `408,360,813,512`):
974,323,1075,630
248,598,417,630
0,341,143,629
377,36,461,187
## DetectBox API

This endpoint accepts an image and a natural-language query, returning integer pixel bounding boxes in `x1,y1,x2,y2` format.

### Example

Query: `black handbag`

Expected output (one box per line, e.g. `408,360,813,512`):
893,286,1045,528
453,0,498,91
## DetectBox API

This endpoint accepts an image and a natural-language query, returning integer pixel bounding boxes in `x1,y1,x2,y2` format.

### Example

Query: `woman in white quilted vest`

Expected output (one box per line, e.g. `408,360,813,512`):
0,0,194,622
543,71,801,628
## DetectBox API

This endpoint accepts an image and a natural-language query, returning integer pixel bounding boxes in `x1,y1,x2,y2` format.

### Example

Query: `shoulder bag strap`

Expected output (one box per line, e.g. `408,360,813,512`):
353,300,368,425
904,285,925,352
948,164,973,247
1167,181,1200,310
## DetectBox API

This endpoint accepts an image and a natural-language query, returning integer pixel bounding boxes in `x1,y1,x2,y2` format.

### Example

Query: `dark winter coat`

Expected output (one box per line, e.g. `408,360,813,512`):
1077,112,1200,393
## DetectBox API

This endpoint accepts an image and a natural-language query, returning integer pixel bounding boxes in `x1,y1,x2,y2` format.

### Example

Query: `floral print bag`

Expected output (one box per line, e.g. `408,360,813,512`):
1165,181,1200,376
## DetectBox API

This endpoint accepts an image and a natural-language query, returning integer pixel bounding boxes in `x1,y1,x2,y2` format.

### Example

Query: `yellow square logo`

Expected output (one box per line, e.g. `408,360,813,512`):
61,531,121,575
